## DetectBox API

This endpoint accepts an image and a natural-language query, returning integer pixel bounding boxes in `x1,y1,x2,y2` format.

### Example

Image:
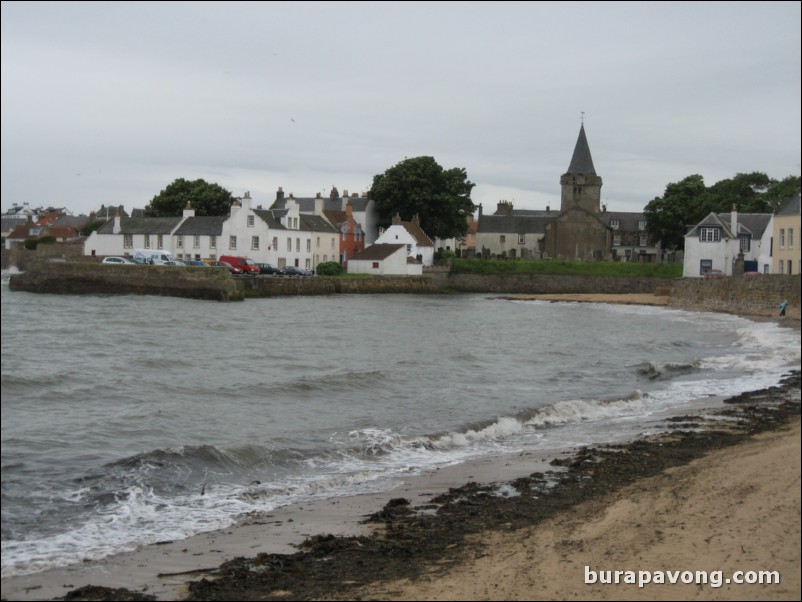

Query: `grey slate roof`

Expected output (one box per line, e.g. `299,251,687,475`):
603,211,646,231
300,214,338,233
350,243,406,261
566,124,596,175
685,212,772,239
174,216,227,236
777,191,800,216
477,214,552,234
97,217,182,235
253,209,287,230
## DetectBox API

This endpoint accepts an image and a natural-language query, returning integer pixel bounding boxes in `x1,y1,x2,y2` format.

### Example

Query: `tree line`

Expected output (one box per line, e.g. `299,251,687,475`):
141,167,799,253
644,172,800,251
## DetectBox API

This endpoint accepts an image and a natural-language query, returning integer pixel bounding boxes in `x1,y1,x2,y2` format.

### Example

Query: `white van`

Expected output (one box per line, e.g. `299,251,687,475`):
132,249,175,265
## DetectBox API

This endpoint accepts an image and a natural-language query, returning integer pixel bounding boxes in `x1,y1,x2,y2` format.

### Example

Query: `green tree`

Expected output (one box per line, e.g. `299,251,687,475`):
765,175,801,211
704,172,772,213
644,174,708,251
371,156,476,240
144,178,233,217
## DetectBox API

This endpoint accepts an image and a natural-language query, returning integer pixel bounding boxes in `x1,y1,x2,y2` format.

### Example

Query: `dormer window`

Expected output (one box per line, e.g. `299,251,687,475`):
609,219,620,229
700,227,720,242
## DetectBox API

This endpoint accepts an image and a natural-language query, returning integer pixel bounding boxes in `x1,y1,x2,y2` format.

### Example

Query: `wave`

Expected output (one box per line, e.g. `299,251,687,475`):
636,361,700,381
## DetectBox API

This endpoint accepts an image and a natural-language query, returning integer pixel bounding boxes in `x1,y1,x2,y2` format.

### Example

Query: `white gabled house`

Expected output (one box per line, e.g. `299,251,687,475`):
374,213,435,266
84,192,338,272
683,207,773,277
84,211,184,258
347,243,423,276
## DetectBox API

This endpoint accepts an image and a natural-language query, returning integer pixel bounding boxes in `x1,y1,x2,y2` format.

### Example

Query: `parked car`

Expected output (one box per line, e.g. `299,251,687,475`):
283,266,313,277
101,256,136,265
182,260,208,267
256,262,284,275
161,260,186,266
219,255,260,275
205,260,244,275
703,269,725,278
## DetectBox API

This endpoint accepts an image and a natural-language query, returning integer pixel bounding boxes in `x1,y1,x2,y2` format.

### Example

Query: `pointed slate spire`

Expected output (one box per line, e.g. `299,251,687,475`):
566,124,596,175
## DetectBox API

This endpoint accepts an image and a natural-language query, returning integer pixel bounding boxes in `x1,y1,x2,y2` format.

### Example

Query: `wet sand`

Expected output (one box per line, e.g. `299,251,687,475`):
1,295,799,601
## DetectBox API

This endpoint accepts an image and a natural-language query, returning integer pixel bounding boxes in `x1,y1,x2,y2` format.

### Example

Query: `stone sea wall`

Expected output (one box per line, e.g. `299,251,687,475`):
668,275,800,317
8,260,242,302
7,261,798,319
444,273,666,295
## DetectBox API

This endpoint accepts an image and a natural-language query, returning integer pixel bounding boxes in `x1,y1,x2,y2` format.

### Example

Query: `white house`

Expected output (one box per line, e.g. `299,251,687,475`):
374,213,435,266
683,208,773,277
347,243,423,276
84,193,338,272
84,211,184,258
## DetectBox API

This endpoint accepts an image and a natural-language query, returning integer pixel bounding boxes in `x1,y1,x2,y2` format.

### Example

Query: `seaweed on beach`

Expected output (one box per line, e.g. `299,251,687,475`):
58,371,801,601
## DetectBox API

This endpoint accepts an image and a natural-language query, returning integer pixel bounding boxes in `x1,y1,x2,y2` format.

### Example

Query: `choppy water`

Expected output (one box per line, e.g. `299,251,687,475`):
1,280,799,578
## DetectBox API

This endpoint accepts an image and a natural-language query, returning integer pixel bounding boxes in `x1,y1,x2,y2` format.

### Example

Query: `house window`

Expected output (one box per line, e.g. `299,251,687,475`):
247,215,254,227
518,234,525,244
700,259,713,275
789,228,794,249
210,235,216,249
251,236,259,250
144,235,151,249
779,229,785,248
638,220,646,231
287,238,292,251
194,235,200,248
700,227,720,242
639,234,648,247
500,235,506,244
295,238,300,252
613,234,621,246
123,234,133,248
158,235,164,248
739,235,751,252
177,235,183,248
306,239,311,252
272,237,278,251
787,260,792,274
229,236,237,250
372,262,379,268
317,236,320,248
610,219,620,229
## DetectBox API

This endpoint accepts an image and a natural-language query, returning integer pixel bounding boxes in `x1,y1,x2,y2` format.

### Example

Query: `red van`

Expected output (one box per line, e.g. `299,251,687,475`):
219,255,260,275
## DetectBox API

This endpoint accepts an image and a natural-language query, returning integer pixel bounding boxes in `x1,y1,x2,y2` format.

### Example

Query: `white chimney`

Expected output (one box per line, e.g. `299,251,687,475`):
731,203,737,236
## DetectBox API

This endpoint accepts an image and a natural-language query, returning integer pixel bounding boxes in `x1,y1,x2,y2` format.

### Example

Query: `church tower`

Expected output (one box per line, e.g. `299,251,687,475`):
560,124,603,214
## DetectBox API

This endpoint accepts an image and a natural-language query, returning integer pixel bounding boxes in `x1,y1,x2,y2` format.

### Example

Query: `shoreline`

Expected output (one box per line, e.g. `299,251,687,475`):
1,297,799,601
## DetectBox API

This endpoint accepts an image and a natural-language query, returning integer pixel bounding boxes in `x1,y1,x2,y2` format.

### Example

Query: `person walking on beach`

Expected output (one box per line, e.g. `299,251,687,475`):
779,300,788,317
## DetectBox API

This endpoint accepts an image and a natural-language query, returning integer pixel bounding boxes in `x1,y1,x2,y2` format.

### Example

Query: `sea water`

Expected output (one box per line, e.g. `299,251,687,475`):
1,283,799,578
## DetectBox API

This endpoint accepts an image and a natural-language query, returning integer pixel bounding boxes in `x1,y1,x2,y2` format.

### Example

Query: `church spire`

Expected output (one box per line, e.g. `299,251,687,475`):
566,124,596,175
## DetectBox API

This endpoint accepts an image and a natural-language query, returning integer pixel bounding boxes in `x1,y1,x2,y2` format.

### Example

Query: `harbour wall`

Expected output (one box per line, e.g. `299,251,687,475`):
6,261,799,318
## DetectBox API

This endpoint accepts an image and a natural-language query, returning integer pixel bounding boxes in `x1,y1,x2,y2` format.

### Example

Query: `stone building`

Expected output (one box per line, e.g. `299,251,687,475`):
541,124,612,260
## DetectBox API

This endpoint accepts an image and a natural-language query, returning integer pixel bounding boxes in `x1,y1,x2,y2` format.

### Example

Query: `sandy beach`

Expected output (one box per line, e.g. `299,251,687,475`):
1,294,799,601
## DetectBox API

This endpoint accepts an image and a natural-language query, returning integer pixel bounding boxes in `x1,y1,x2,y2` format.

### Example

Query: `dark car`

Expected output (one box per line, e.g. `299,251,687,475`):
205,260,244,275
283,266,313,277
703,269,725,278
256,262,283,275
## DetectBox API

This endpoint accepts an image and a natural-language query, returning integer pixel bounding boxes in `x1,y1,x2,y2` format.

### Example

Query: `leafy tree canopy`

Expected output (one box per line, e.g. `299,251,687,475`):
144,178,233,217
371,156,476,240
644,172,800,251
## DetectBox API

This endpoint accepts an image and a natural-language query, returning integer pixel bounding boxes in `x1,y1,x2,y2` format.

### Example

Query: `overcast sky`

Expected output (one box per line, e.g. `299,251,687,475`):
2,1,800,218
